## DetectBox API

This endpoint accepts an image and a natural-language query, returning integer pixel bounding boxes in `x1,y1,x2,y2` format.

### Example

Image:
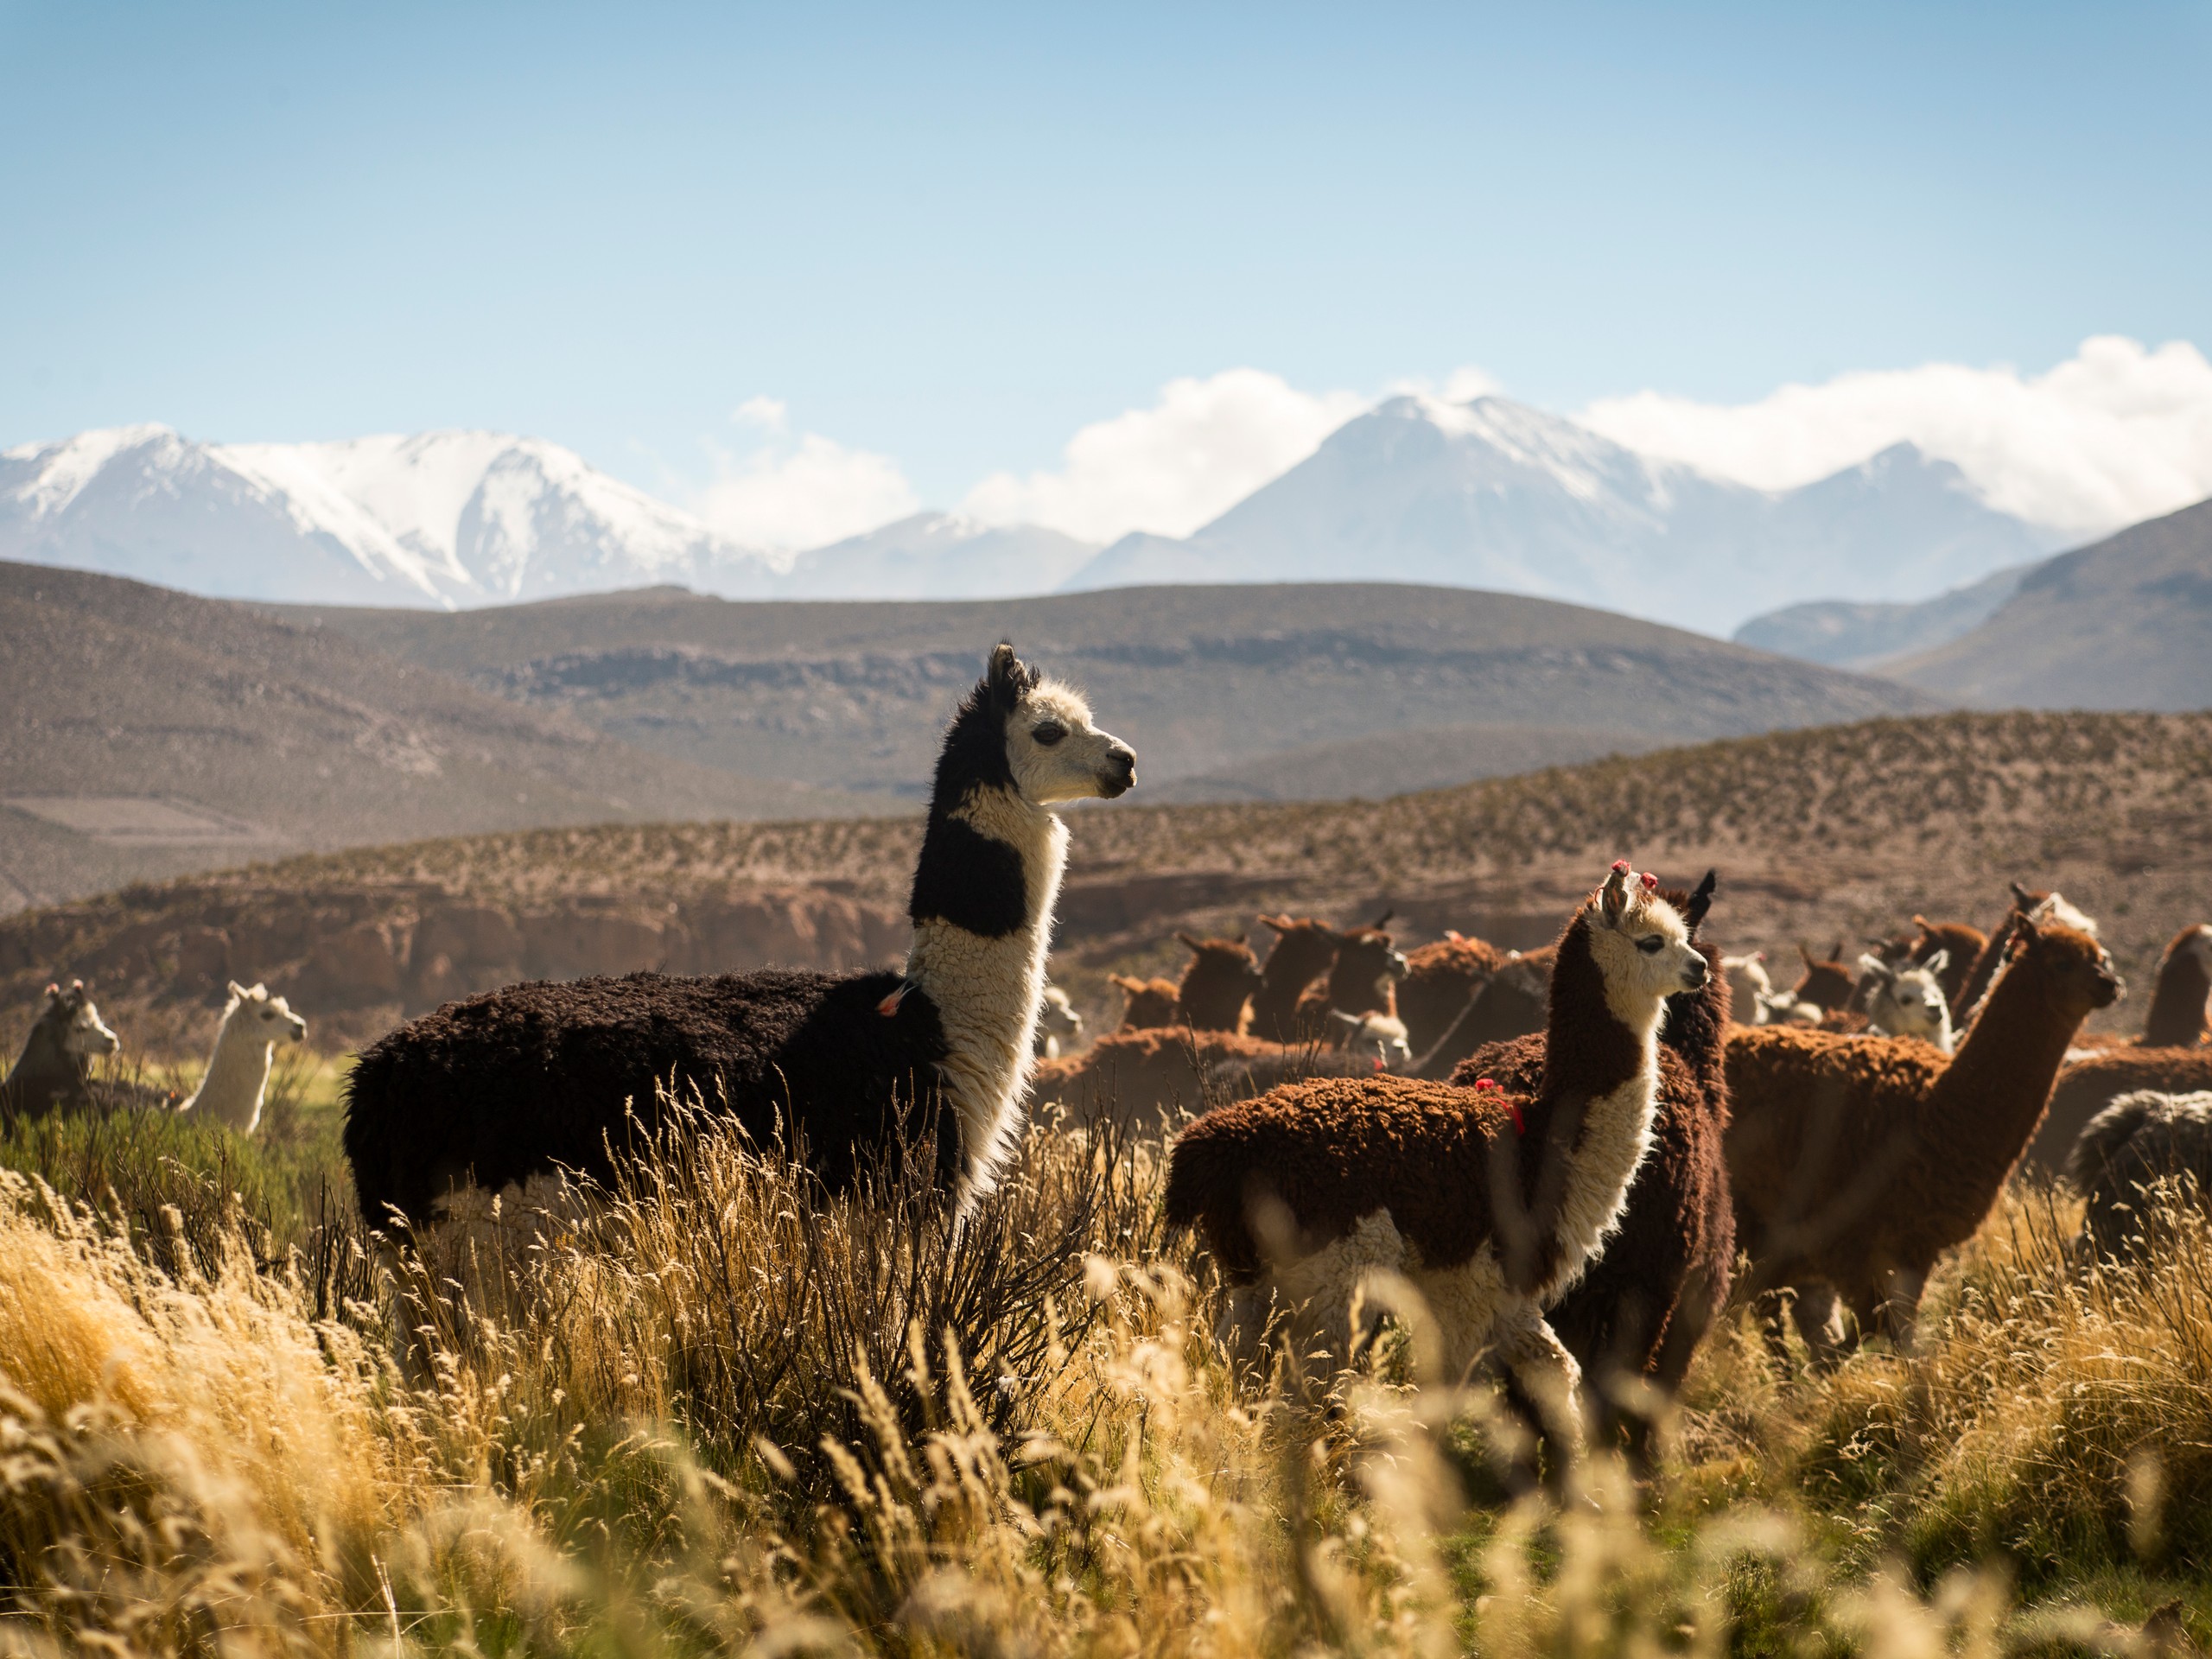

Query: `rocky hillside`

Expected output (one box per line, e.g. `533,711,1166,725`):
11,710,2208,1056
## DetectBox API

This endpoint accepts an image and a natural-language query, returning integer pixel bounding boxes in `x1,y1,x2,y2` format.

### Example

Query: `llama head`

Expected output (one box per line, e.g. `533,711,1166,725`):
2009,920,2124,1014
1589,862,1707,1013
963,641,1136,807
226,980,308,1046
1176,931,1265,988
1329,1009,1414,1069
1859,951,1951,1044
48,980,120,1059
1333,925,1410,995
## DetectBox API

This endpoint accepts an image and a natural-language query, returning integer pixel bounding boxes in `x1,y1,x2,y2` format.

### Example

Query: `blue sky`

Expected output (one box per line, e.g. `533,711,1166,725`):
4,2,2209,544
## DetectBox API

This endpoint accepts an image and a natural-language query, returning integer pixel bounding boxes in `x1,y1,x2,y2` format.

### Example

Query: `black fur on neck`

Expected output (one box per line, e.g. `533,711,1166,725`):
908,643,1039,940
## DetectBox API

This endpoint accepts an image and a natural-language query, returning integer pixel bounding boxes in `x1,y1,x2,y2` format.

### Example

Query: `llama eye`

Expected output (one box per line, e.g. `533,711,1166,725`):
1032,721,1066,747
1636,936,1662,955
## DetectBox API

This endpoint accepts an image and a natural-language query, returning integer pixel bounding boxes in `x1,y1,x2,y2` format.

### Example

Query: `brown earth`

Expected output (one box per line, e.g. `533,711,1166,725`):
5,709,2209,1058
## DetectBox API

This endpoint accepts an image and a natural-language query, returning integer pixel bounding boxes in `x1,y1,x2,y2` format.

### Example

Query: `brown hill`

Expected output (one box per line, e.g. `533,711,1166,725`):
1886,497,2212,708
283,582,1943,800
10,710,2207,1056
0,562,874,910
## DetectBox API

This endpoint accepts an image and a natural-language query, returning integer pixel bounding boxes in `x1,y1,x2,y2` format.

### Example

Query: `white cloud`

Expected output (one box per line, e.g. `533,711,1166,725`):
1578,335,2212,535
690,403,918,554
962,368,1369,543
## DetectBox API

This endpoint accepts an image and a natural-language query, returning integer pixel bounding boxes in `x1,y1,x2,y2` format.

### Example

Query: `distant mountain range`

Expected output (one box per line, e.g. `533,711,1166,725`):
1732,564,2033,671
4,397,2068,629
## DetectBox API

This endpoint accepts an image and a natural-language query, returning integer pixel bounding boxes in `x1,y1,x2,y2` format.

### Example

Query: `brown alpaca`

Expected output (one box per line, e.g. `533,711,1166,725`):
1726,919,2120,1357
1164,863,1707,1418
1033,1027,1359,1130
1410,947,1554,1080
1249,914,1345,1042
1293,919,1410,1043
1398,931,1509,1056
1952,885,2098,1028
1910,917,1986,1013
1172,932,1265,1033
1790,943,1856,1013
1109,974,1181,1030
2020,926,2212,1176
1452,871,1733,1465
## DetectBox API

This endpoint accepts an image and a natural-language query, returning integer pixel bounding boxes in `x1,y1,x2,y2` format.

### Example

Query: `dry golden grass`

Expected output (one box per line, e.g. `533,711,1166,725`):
2,1101,2210,1656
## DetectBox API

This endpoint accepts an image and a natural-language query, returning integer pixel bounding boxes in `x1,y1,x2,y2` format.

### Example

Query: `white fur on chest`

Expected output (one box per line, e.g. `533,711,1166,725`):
1537,1033,1662,1300
905,787,1068,1196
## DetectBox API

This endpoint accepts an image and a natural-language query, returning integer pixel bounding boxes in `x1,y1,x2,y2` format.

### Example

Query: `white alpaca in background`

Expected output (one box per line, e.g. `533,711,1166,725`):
181,982,308,1134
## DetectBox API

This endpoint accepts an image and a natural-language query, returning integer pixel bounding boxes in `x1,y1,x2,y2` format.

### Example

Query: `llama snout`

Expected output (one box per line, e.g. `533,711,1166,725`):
1096,742,1137,798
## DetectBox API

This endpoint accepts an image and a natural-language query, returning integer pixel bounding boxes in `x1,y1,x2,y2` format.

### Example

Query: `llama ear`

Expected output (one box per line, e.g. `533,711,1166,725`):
2010,880,2037,909
1256,914,1286,935
1599,862,1630,923
1857,954,1894,983
1175,931,1204,953
229,980,249,999
985,641,1036,708
1925,950,1950,976
44,982,60,1000
1328,1008,1360,1027
1797,943,1817,967
1370,907,1395,931
1684,868,1717,927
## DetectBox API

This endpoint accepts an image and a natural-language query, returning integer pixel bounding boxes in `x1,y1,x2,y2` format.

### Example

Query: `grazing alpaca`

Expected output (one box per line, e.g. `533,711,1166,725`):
0,982,120,1121
1858,953,1955,1052
1398,932,1508,1056
1173,932,1266,1033
1293,917,1410,1041
345,644,1135,1224
1453,871,1733,1465
1109,975,1181,1031
1164,862,1707,1420
1201,1013,1415,1099
1033,985,1084,1059
2020,927,2212,1177
1410,947,1555,1079
2066,1090,2212,1259
178,982,308,1134
1910,917,1986,1014
1248,915,1347,1042
1726,918,2120,1357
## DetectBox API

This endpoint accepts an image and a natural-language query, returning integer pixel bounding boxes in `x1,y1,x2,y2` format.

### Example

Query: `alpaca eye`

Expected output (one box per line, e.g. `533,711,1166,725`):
1637,937,1662,955
1032,721,1066,747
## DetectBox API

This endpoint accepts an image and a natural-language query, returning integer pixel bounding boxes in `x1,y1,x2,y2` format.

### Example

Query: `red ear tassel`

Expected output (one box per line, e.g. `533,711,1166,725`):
1611,860,1630,874
1474,1076,1497,1089
1640,871,1658,892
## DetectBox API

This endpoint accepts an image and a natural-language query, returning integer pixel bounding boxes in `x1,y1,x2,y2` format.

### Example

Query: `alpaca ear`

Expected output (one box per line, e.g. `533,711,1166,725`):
985,641,1035,708
1924,950,1950,976
1175,931,1205,953
1684,869,1717,927
1256,914,1286,935
1857,954,1894,983
1370,907,1395,931
44,982,60,1001
1599,862,1630,924
1328,1008,1360,1027
1232,931,1247,944
2010,880,2037,910
229,980,249,1000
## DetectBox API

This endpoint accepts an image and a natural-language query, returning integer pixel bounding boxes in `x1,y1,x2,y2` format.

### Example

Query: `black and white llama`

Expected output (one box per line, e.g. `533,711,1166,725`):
342,644,1135,1224
1,981,120,1122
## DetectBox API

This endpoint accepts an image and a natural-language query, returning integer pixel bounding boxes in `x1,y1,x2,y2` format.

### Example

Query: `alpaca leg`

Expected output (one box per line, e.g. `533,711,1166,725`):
1494,1303,1585,1462
1273,1209,1408,1378
1874,1267,1926,1351
1214,1283,1276,1379
1794,1284,1857,1371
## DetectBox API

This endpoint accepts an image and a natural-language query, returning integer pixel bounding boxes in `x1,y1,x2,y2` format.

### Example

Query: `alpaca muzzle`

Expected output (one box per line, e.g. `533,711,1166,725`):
1097,744,1137,798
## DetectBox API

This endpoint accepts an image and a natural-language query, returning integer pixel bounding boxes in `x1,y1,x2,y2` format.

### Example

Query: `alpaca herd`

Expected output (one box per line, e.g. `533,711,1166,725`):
9,636,2212,1473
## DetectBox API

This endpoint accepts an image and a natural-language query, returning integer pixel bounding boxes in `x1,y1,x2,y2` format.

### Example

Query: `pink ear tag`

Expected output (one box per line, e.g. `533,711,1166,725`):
876,982,911,1017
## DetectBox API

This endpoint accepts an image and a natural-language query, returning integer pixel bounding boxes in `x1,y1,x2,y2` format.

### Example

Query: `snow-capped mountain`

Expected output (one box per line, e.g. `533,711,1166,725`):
0,426,782,607
1060,397,2066,632
779,512,1098,599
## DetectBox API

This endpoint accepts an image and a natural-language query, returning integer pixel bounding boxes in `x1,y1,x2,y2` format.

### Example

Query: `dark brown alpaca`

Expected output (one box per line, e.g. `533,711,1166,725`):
1410,947,1554,1080
1910,917,1986,1014
2019,925,2212,1177
1248,914,1346,1042
1172,932,1265,1033
1398,932,1508,1056
1952,884,2097,1028
1453,872,1733,1465
1789,943,1856,1013
1726,919,2120,1357
1164,863,1707,1419
1293,918,1409,1043
1109,975,1181,1030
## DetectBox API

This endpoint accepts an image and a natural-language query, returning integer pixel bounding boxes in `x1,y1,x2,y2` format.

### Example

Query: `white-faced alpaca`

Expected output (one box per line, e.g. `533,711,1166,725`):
1722,954,1775,1025
344,645,1135,1224
1858,951,1955,1052
1164,862,1707,1425
0,981,120,1121
1033,985,1084,1059
177,982,308,1134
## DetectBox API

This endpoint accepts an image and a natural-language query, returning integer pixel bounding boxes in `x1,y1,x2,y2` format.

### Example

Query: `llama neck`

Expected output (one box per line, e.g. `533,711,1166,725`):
903,783,1067,1195
185,1010,276,1132
1252,944,1330,1036
1955,916,2018,1020
1923,963,2084,1198
7,1025,86,1102
2141,946,2211,1048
